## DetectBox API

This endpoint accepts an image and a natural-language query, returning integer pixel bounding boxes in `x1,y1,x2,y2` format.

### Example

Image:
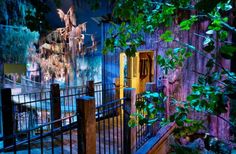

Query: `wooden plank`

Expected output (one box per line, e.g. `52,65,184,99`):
135,123,176,154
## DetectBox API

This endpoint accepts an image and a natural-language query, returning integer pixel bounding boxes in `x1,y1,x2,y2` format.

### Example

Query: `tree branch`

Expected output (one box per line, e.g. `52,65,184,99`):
217,115,235,128
174,39,236,80
221,21,236,34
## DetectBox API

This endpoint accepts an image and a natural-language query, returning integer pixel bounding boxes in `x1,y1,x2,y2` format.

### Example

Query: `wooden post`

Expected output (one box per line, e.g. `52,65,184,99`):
115,78,121,115
145,82,156,92
161,77,170,118
124,88,136,154
77,96,96,154
1,88,14,148
86,80,94,97
115,78,120,100
50,84,61,129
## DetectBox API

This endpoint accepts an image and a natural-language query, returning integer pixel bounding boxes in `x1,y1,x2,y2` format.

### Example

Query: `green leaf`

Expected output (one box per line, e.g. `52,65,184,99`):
206,30,214,35
220,45,236,59
128,118,137,128
125,46,136,57
179,15,197,31
185,52,192,58
219,30,228,41
160,30,173,42
206,59,214,68
203,41,215,53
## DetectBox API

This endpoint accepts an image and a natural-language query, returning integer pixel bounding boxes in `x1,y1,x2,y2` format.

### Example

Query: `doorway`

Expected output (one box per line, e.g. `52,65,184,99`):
119,51,154,94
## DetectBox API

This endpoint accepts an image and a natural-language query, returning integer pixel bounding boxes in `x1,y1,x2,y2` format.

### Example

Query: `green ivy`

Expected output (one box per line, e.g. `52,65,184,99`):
128,91,166,127
180,15,198,30
157,48,192,74
100,0,236,145
160,30,174,42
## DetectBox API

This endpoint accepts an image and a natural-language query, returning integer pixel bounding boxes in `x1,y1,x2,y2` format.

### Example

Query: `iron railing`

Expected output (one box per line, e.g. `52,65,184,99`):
59,85,87,124
135,93,164,150
135,93,152,150
11,90,51,132
0,82,134,153
96,98,126,154
8,82,116,133
0,114,80,154
94,82,117,107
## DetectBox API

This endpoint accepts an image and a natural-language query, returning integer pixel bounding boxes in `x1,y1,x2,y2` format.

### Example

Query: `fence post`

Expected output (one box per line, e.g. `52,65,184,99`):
77,96,96,154
124,88,136,154
86,80,94,97
1,88,14,148
114,78,121,115
50,84,61,129
115,78,120,100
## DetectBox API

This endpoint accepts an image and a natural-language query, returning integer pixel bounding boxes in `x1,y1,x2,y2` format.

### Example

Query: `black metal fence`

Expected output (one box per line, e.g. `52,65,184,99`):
135,93,152,150
0,114,80,154
135,93,164,150
8,82,116,133
11,90,51,132
96,98,125,154
60,85,87,119
0,81,164,153
94,82,117,107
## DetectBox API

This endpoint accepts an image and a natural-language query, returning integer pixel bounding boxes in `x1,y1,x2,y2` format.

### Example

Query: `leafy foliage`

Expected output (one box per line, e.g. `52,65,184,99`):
0,0,55,34
0,27,39,64
219,45,236,59
102,1,177,56
129,92,166,127
180,15,198,31
157,48,192,74
102,0,236,147
25,0,53,34
160,30,174,42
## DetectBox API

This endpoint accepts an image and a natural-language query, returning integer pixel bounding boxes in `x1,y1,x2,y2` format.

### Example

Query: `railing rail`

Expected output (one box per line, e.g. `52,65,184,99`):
96,97,127,154
2,82,118,133
1,81,163,153
0,114,80,153
135,92,165,151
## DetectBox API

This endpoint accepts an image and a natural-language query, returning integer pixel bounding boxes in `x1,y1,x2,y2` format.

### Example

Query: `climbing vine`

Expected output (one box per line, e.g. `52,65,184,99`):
102,0,236,145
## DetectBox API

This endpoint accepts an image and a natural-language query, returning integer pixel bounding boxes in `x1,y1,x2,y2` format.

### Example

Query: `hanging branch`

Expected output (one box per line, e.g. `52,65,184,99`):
174,39,236,80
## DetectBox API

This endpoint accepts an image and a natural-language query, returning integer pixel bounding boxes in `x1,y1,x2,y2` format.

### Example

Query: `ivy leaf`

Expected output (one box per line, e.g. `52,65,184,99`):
179,15,197,30
206,30,214,35
157,55,165,65
206,59,214,68
209,18,222,31
125,46,136,57
160,30,173,42
219,30,228,41
220,45,236,59
185,52,193,58
203,39,215,53
217,2,232,11
128,118,137,128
